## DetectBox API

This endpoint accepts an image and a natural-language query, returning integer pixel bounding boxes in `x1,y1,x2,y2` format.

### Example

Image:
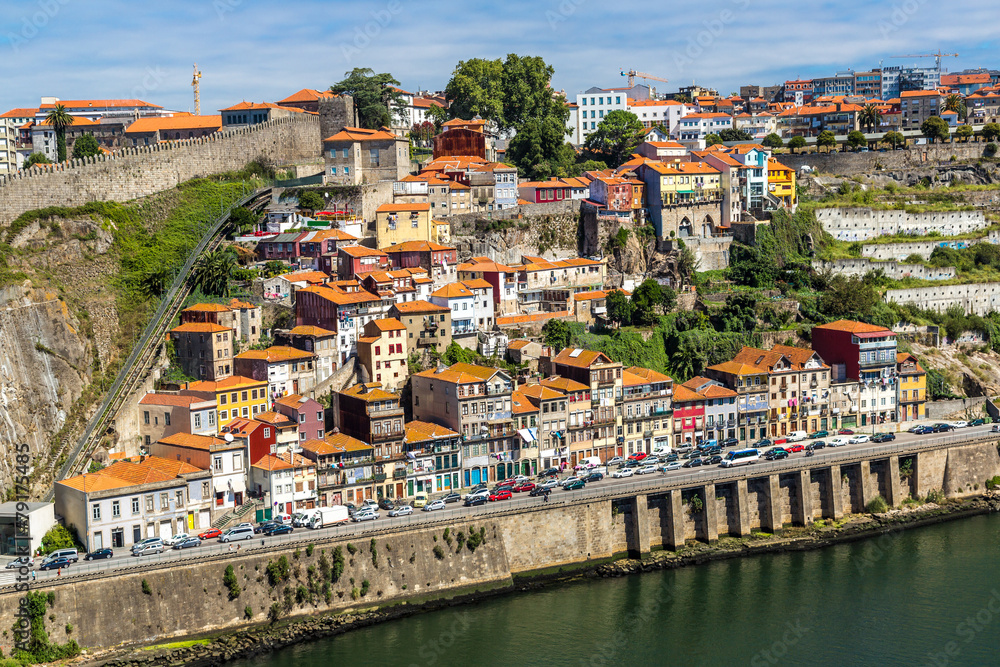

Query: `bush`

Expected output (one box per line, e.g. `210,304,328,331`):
266,555,291,586
141,579,152,595
986,143,998,156
433,545,445,560
331,547,345,582
346,543,357,555
371,538,378,567
985,475,1000,490
306,544,314,557
925,489,946,504
360,579,370,596
223,564,241,599
268,602,282,622
865,495,889,514
351,587,360,600
244,605,253,620
295,584,309,604
39,524,81,555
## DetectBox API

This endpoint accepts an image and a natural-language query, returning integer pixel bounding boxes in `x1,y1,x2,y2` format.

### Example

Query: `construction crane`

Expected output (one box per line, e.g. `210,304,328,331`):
891,51,959,71
192,63,202,115
620,69,669,88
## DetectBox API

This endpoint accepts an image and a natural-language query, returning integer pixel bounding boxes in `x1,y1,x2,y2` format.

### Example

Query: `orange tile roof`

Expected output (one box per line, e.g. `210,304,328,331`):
228,298,257,310
457,257,517,274
706,360,767,376
324,126,398,142
392,300,450,314
125,115,221,134
219,100,286,111
369,317,406,332
341,382,399,402
157,432,229,450
623,367,673,385
288,325,336,337
186,375,267,392
539,376,590,393
0,108,38,118
404,420,459,442
813,320,893,335
414,362,502,384
40,99,162,110
461,278,493,290
253,410,294,425
511,389,538,415
896,352,925,374
170,322,231,334
251,454,294,471
57,455,204,493
298,285,381,306
274,394,316,409
507,339,531,350
236,345,314,363
380,240,454,253
300,433,373,455
183,303,232,313
900,90,942,98
377,203,431,212
519,384,565,401
35,115,99,127
139,393,213,407
278,270,329,284
573,288,629,302
552,348,614,369
277,88,336,104
431,282,474,298
339,245,388,258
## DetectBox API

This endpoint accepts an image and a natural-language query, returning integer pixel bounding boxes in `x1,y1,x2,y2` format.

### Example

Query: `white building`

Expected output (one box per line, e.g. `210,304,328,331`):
676,112,734,148
250,451,317,516
574,86,633,144
628,99,691,134
54,456,214,551
0,108,35,173
429,280,495,335
149,433,250,515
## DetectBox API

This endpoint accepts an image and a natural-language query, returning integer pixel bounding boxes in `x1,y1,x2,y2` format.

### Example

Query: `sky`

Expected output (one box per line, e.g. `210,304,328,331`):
1,0,998,113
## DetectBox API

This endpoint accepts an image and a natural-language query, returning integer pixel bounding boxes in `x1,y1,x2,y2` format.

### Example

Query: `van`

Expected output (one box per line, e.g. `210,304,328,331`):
273,513,293,526
42,548,79,564
220,525,254,542
412,493,428,508
130,538,163,557
574,456,602,470
787,431,807,442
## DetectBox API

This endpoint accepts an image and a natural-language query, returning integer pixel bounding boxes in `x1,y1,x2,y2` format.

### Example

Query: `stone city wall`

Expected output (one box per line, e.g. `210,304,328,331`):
816,208,988,242
812,258,956,280
885,282,1000,315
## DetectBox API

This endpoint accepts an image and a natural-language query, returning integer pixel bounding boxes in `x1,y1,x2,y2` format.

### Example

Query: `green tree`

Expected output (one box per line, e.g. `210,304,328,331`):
631,279,674,325
762,133,783,149
817,130,837,152
787,136,807,153
228,206,259,234
728,243,776,288
921,116,950,144
717,292,759,333
263,260,290,278
443,58,505,126
193,248,237,297
818,275,882,320
583,110,646,168
426,103,448,133
506,115,573,181
847,130,867,151
859,104,881,133
298,191,324,211
71,133,101,159
23,152,52,168
499,54,567,133
944,93,967,121
40,524,79,554
541,319,571,350
704,133,722,147
956,124,974,142
982,123,1000,143
45,103,75,162
719,128,752,142
570,159,609,176
330,68,406,129
605,289,634,327
883,131,906,149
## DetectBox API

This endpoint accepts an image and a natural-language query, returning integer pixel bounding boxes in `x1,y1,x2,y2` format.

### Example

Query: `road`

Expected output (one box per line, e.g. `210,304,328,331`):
7,424,996,586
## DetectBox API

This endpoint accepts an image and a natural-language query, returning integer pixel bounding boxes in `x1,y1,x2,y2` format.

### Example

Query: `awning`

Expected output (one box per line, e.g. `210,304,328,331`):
214,476,246,495
229,477,246,494
212,477,228,494
540,448,557,458
518,427,537,444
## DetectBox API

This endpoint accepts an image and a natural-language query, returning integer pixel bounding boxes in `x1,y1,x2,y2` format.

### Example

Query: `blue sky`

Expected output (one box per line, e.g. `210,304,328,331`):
1,0,997,113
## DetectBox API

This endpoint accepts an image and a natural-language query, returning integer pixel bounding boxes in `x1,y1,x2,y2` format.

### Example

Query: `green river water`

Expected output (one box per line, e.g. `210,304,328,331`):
237,513,1000,667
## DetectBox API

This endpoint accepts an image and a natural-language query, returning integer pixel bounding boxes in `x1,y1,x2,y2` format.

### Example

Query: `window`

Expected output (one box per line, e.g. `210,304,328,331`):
160,493,169,510
213,456,223,472
220,394,227,405
263,427,271,438
143,411,149,425
145,495,154,512
234,454,243,471
220,410,228,421
202,481,210,498
92,504,101,521
131,497,140,514
164,412,171,426
344,167,350,175
112,500,120,518
193,414,202,430
241,391,248,402
342,148,349,158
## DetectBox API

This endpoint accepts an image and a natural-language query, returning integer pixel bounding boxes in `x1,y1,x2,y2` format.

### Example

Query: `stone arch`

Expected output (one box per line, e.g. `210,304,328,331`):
679,216,693,238
702,214,715,237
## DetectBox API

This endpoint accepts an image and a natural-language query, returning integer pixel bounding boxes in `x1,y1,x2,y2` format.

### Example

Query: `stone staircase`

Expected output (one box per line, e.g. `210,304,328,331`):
212,497,262,529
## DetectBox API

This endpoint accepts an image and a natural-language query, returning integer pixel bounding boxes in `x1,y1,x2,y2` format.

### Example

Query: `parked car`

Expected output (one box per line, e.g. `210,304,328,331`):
131,538,163,555
198,528,222,540
378,499,395,510
423,500,447,512
627,452,648,462
908,425,926,434
465,487,489,500
173,537,202,549
849,434,870,444
583,472,605,483
84,548,114,561
529,487,551,497
911,425,934,435
163,533,190,547
661,461,683,472
254,521,279,534
754,439,772,448
605,457,624,467
266,524,293,536
489,489,513,501
951,421,969,429
785,444,805,453
663,453,679,463
220,526,254,542
809,430,829,439
721,438,739,448
513,482,537,493
807,441,826,451
765,449,789,460
440,493,462,504
872,433,896,443
705,455,724,465
388,505,413,517
838,429,855,435
465,495,489,507
539,467,560,478
563,479,586,490
636,464,659,475
933,423,955,433
683,458,703,468
558,476,581,487
970,419,986,427
612,467,635,478
538,478,560,490
39,557,71,571
992,424,1000,433
5,556,33,569
352,510,379,522
827,437,850,447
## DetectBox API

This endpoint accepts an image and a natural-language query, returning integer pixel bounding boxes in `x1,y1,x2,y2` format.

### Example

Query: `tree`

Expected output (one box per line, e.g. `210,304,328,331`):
676,245,697,288
263,260,290,278
426,104,448,134
957,124,974,142
631,279,674,325
582,110,645,168
982,123,1000,143
847,130,867,151
762,133,783,149
23,152,52,168
728,243,776,288
410,120,435,145
921,116,950,144
71,133,101,159
506,116,574,181
944,93,967,121
228,207,259,234
297,191,324,211
193,248,237,297
787,136,807,153
443,58,505,127
818,275,882,321
817,130,837,152
717,292,758,333
859,104,882,133
704,133,722,147
330,68,407,129
719,128,752,142
40,524,79,554
883,131,906,149
541,319,571,350
604,289,634,328
45,103,75,162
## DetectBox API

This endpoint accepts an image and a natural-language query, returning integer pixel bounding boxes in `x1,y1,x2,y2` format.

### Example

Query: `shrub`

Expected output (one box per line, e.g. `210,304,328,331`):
986,475,1000,490
306,544,314,557
926,489,946,504
295,584,309,604
223,564,241,599
865,495,889,514
371,538,378,568
331,547,344,582
986,142,997,156
351,587,360,600
268,602,282,622
346,543,357,555
141,579,152,595
360,579,370,596
433,545,445,560
266,555,291,586
688,493,704,513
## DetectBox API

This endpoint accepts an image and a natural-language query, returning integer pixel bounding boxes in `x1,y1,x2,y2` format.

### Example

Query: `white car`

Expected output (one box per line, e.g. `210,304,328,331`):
636,464,659,475
612,467,635,478
388,505,413,517
422,500,446,512
605,456,624,466
992,424,1000,433
849,435,870,444
538,479,559,490
163,533,190,547
559,476,580,487
951,421,969,429
352,510,379,522
827,437,850,447
661,461,683,472
464,488,489,500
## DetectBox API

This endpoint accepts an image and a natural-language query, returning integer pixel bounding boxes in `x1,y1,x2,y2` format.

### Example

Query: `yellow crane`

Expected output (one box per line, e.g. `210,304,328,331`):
192,63,202,115
891,51,959,71
620,69,669,88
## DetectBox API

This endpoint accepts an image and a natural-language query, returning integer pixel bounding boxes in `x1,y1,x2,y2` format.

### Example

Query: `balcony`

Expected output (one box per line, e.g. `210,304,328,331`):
810,379,819,389
643,430,653,438
373,473,387,483
590,412,616,426
417,337,438,348
370,429,404,442
392,468,407,480
650,408,673,418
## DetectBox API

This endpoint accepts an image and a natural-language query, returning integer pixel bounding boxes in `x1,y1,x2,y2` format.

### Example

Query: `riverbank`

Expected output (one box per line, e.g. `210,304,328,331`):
82,493,1000,667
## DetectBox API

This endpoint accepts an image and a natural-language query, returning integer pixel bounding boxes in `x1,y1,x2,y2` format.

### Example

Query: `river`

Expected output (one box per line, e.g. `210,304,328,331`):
236,513,1000,667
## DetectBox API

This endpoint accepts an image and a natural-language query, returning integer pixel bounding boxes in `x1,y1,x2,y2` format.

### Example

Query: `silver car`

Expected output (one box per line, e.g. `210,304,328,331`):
352,510,379,522
388,505,413,517
422,500,446,512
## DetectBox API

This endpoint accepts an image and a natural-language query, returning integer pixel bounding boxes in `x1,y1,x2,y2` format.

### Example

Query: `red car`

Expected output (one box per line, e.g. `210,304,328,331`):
627,452,648,462
497,479,516,488
489,489,513,501
198,528,222,540
513,482,536,493
838,429,855,435
785,444,805,453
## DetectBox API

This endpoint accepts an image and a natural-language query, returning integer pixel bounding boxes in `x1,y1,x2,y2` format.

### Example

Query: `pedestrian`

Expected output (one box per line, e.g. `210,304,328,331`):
261,539,265,547
237,544,241,553
31,570,36,581
57,568,61,577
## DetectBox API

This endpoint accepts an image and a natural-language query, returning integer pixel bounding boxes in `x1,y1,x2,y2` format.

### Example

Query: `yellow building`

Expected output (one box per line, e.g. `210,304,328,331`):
181,375,270,429
767,158,797,209
375,202,432,247
897,353,927,422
